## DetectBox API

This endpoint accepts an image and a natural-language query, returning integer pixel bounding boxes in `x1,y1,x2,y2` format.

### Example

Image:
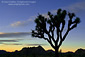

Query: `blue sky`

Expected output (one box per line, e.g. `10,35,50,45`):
0,0,85,52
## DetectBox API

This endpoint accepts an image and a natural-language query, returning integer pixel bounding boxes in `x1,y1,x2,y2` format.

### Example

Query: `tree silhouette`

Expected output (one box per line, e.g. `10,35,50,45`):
32,9,80,57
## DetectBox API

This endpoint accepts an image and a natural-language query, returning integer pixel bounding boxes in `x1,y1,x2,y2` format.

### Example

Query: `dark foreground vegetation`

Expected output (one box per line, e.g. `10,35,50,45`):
0,46,85,57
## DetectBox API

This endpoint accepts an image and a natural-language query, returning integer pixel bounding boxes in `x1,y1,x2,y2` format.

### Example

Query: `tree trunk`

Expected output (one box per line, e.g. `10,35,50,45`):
55,48,59,57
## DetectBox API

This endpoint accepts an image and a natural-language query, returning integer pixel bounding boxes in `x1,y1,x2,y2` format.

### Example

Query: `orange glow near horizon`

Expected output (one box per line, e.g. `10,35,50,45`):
0,45,78,52
0,45,23,52
60,48,76,52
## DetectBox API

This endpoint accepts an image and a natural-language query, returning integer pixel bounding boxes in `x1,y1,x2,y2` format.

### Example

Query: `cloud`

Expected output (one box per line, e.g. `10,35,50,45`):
38,1,85,19
0,40,18,42
11,19,33,27
0,39,20,45
42,13,49,18
0,39,24,45
3,43,22,45
48,1,85,15
26,44,47,46
8,1,84,28
2,43,47,46
0,32,31,38
65,1,85,13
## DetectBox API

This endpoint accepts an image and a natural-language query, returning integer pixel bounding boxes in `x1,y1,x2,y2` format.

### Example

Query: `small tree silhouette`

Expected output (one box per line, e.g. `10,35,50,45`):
32,9,80,57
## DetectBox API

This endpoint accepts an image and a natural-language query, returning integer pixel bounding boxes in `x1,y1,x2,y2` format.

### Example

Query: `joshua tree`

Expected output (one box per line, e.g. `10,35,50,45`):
32,9,80,57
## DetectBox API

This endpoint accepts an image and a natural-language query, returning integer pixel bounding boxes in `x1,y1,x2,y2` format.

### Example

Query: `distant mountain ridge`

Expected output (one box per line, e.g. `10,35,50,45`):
19,45,46,55
0,46,85,57
0,45,54,55
0,50,7,54
75,48,85,55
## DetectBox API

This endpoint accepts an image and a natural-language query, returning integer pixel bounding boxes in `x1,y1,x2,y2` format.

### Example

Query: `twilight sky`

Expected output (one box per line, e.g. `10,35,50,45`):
0,0,85,52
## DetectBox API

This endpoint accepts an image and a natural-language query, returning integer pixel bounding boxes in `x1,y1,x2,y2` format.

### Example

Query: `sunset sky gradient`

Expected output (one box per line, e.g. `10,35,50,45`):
0,0,85,52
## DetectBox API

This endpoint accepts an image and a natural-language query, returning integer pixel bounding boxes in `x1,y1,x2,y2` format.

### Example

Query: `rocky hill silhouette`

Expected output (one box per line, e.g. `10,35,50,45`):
19,45,46,55
75,48,85,56
0,45,54,54
0,50,7,54
0,46,85,57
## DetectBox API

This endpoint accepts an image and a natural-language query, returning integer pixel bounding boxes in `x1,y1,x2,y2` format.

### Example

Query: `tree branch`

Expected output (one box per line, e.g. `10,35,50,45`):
46,30,55,49
47,39,55,49
56,27,60,46
60,31,63,40
69,23,77,30
51,27,56,42
61,20,65,32
63,30,69,41
58,29,69,47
